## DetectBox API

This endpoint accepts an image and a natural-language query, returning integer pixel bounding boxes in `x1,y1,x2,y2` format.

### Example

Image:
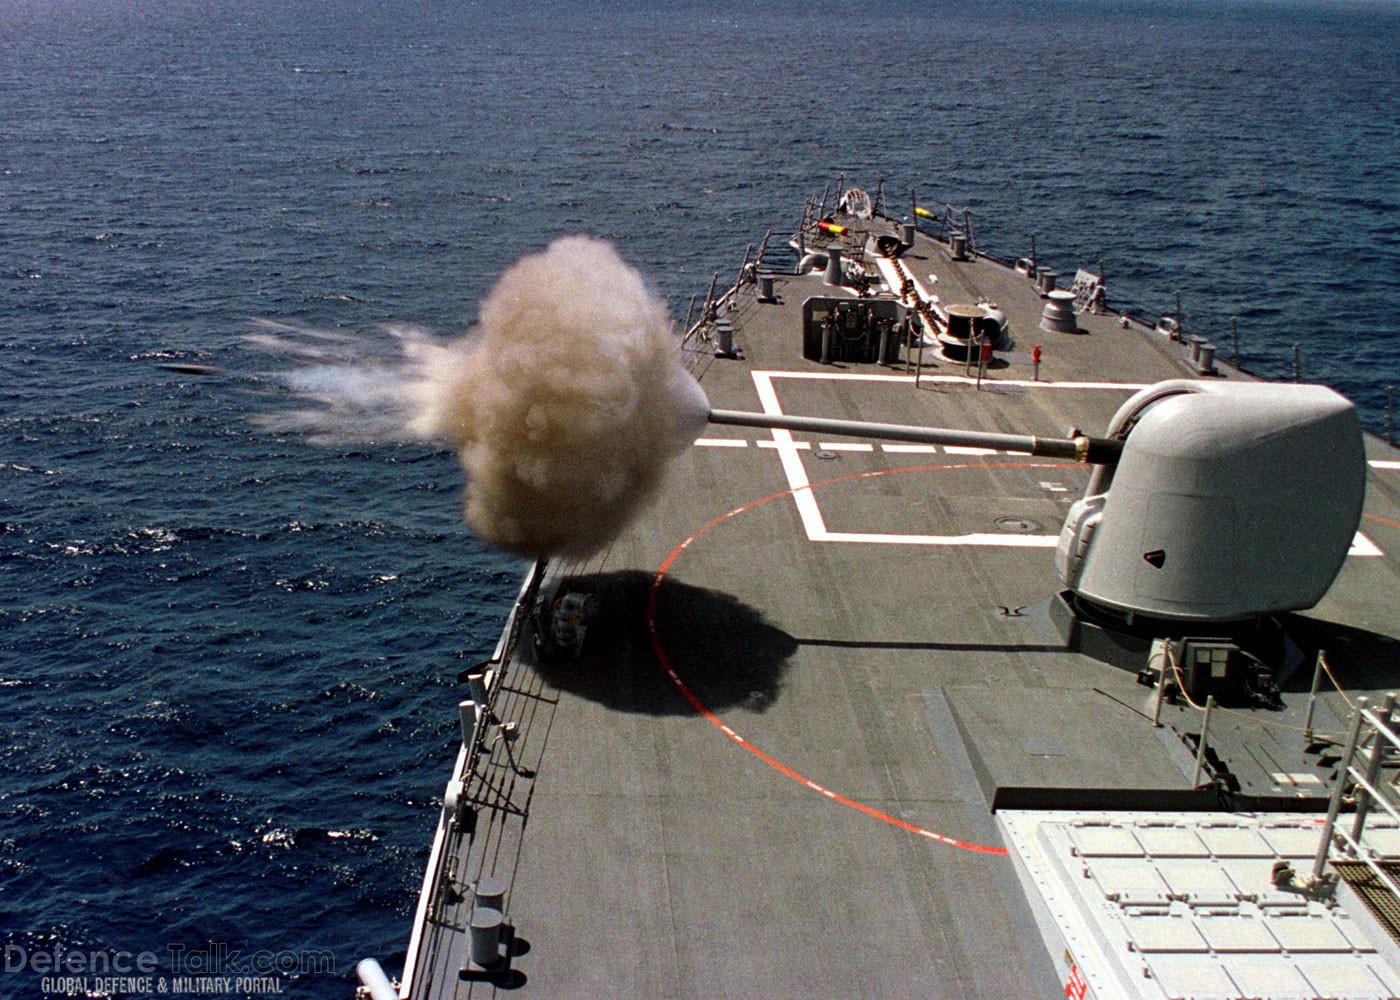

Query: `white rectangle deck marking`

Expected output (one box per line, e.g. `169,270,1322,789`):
1371,460,1400,469
1270,771,1324,786
694,438,749,448
1350,531,1383,557
754,369,1151,391
882,444,939,454
752,370,1069,549
749,371,1387,559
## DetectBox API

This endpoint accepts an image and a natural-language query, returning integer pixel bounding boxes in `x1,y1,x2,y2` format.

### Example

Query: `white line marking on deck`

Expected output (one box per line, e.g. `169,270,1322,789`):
882,444,939,454
817,442,873,452
1370,460,1400,470
753,374,829,538
750,369,1079,548
821,531,1060,547
944,446,997,456
757,439,811,450
694,437,748,448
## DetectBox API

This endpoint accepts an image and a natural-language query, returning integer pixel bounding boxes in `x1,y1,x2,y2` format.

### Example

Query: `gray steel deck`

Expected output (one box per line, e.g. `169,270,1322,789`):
396,216,1400,998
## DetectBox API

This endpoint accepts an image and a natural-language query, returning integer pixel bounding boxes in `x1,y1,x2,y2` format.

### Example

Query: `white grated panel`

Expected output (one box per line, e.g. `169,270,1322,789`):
1266,915,1352,953
1218,859,1303,906
1137,825,1209,858
1360,826,1400,858
1196,914,1280,953
1070,825,1144,858
1086,857,1170,903
1335,914,1380,954
1295,955,1391,998
1227,958,1312,998
1126,915,1209,953
1156,858,1238,904
1260,825,1326,859
1145,956,1238,999
1197,825,1274,858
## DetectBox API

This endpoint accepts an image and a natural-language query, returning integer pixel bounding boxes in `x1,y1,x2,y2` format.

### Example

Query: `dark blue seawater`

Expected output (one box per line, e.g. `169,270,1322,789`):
2,0,1397,996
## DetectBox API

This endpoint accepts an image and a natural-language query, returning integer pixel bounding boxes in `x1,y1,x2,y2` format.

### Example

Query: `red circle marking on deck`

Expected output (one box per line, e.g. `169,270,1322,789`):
646,460,1083,856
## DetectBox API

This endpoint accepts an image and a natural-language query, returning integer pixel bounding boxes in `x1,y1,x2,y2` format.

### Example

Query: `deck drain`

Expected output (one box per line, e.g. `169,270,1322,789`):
994,516,1039,533
814,450,838,460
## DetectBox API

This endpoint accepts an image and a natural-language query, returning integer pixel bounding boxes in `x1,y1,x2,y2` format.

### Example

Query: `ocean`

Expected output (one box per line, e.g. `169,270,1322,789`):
2,0,1397,996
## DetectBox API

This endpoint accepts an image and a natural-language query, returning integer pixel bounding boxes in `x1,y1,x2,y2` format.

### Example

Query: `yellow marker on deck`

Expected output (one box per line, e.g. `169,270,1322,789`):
913,206,935,220
818,220,846,235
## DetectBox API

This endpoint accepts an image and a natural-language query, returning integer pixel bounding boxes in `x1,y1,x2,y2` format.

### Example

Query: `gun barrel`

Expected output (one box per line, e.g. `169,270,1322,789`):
706,409,1121,464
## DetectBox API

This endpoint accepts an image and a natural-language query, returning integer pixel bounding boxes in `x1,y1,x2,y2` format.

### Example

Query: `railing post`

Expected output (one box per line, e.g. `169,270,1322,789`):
1387,384,1395,446
1313,696,1368,883
1303,651,1325,741
459,699,479,752
1192,696,1215,787
1152,645,1169,728
683,293,697,337
1350,693,1396,849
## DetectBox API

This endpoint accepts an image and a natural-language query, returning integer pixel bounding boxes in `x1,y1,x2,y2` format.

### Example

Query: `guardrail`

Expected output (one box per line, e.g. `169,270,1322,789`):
1310,693,1400,898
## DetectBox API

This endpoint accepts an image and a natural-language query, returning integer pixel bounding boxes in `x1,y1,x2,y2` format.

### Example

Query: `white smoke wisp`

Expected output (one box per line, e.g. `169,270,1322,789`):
254,235,710,559
248,319,451,444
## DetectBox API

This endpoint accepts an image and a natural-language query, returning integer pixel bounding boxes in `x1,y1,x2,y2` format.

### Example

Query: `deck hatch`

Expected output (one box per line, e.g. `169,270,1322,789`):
1196,914,1280,952
1126,915,1210,953
1196,826,1274,858
1267,915,1353,953
1137,826,1210,858
1068,824,1143,858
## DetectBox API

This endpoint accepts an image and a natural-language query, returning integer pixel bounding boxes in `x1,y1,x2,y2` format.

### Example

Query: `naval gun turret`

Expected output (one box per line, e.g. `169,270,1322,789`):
710,379,1367,703
1055,380,1365,624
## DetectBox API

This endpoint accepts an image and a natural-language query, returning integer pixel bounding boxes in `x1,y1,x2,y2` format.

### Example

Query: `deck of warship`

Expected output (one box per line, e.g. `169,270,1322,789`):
366,190,1400,999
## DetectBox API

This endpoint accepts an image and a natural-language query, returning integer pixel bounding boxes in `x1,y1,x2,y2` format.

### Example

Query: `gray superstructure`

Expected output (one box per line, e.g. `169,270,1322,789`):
361,185,1400,999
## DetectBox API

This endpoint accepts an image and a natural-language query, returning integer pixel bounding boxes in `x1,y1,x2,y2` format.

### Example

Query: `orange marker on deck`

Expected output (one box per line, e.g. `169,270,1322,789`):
818,220,846,235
